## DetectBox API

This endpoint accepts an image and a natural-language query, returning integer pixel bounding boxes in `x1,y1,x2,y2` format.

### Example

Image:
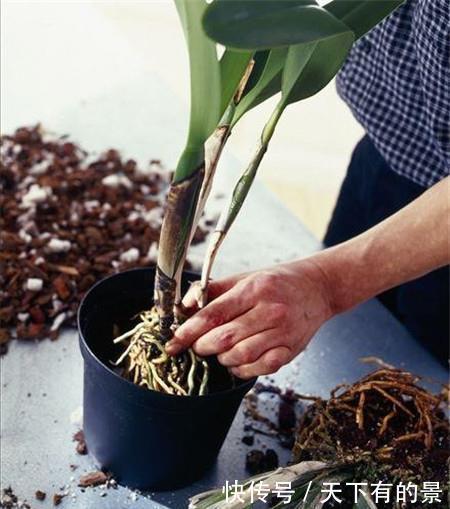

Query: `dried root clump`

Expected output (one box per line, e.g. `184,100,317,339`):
113,307,209,396
293,368,449,488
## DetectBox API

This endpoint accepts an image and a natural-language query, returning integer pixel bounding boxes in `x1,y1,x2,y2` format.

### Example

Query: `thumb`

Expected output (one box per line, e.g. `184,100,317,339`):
182,274,243,310
181,281,203,311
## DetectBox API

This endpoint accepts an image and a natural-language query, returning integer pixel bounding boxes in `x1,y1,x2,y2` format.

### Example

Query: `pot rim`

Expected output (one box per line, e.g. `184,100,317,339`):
77,267,256,402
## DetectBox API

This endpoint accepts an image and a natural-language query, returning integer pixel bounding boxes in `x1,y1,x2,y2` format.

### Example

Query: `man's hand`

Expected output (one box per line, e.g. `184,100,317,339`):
165,177,449,378
165,261,334,379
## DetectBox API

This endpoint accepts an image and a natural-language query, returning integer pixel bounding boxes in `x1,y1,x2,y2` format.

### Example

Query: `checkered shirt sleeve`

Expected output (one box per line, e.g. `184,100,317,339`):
336,0,450,188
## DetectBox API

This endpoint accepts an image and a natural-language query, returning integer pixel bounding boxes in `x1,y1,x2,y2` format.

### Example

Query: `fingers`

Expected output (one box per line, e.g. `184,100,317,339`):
191,308,273,357
166,282,252,355
216,329,281,367
181,274,244,310
230,346,292,379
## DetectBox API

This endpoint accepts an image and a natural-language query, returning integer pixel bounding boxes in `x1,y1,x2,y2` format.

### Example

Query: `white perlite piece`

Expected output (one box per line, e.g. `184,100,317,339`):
70,406,83,426
102,174,132,189
146,242,158,262
129,492,139,502
18,229,32,243
136,161,164,176
143,207,163,227
128,211,140,222
50,312,67,331
26,278,43,291
119,247,140,263
84,200,100,211
47,238,71,253
21,184,52,208
29,159,50,175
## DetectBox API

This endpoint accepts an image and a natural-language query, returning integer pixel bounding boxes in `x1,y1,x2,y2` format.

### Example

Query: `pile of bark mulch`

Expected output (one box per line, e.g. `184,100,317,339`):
0,125,209,354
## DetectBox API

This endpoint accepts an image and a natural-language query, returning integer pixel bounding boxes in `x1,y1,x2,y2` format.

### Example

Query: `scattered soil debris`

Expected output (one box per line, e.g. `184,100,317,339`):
243,382,306,450
0,125,211,351
241,434,254,446
34,490,46,501
245,448,279,475
52,492,66,506
0,487,31,509
73,429,87,455
78,470,109,488
263,448,279,470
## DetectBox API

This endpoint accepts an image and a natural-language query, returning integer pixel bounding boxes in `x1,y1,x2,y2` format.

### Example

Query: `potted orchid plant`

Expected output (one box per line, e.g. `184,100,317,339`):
78,0,404,490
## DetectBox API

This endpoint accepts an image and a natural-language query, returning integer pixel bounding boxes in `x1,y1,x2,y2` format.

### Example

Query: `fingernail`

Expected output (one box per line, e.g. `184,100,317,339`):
165,341,181,355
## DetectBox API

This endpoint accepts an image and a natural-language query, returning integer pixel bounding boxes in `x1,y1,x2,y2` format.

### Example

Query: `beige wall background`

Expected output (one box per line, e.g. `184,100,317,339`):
1,0,364,239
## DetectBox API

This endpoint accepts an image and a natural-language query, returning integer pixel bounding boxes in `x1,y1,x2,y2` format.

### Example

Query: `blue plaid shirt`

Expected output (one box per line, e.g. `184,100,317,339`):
337,0,450,188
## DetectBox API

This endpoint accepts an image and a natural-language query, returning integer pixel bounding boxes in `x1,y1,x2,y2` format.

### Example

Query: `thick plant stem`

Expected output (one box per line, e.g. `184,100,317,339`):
155,165,204,338
173,109,233,319
198,101,284,307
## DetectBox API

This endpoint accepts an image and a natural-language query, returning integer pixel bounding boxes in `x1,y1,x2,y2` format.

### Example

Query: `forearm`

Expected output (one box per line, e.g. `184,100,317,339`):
170,178,448,376
307,176,449,314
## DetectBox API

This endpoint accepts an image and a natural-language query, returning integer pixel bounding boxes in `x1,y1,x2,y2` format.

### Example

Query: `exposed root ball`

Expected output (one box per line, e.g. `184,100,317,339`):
293,368,449,487
113,307,209,396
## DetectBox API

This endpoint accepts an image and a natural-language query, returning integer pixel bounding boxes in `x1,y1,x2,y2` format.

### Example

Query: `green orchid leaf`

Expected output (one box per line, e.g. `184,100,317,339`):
281,42,318,104
219,49,253,116
281,30,354,106
174,0,221,179
233,48,288,125
203,0,354,50
325,0,406,40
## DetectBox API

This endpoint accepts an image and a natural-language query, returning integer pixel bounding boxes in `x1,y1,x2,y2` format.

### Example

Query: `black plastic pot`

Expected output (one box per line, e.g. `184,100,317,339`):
78,267,255,490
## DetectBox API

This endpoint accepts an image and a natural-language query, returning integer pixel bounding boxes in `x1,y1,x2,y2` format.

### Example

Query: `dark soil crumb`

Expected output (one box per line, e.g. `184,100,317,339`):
0,487,31,509
264,448,279,470
245,448,279,475
243,382,305,450
34,490,46,501
73,430,87,455
246,449,266,475
0,329,9,355
52,493,66,506
241,434,254,446
78,471,109,488
0,125,211,350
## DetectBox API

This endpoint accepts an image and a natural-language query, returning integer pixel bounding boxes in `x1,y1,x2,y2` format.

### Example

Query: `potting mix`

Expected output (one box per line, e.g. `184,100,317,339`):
0,125,210,353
